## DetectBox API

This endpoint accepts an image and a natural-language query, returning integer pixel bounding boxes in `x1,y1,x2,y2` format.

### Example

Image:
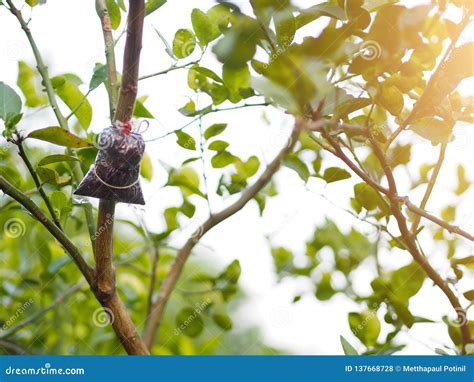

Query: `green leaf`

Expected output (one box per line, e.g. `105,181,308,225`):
134,96,154,118
221,260,241,283
173,29,196,59
175,307,204,337
191,8,220,45
213,313,233,331
222,64,252,103
105,0,121,30
176,131,196,151
390,262,425,302
208,140,229,151
36,167,71,186
284,155,310,182
0,82,22,129
272,247,293,273
28,127,93,148
410,117,453,145
145,0,167,16
354,183,385,212
375,84,404,116
38,154,79,166
455,165,470,196
340,335,358,355
89,64,108,92
463,290,474,301
140,153,153,181
316,273,336,301
204,123,227,140
348,310,381,346
51,76,92,130
274,8,295,46
211,151,236,168
168,167,204,197
323,167,351,183
16,61,47,107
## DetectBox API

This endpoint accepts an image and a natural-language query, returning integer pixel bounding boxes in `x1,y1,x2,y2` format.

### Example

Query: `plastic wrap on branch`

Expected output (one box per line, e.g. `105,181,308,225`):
75,122,145,205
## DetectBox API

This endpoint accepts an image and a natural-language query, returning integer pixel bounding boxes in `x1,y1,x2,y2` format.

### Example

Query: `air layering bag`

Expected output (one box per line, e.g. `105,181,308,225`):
74,122,146,205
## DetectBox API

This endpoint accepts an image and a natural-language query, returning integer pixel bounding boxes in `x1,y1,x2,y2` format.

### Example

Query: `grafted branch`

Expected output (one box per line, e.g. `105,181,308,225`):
143,120,302,349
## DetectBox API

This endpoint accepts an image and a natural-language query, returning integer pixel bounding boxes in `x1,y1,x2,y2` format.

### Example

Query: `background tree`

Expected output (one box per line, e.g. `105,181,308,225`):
0,0,473,355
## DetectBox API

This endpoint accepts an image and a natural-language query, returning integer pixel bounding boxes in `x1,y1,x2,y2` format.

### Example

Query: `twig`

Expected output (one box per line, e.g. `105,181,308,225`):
15,138,62,229
146,102,270,142
139,60,201,81
404,198,474,242
0,340,27,355
96,0,119,119
143,119,302,349
411,143,447,234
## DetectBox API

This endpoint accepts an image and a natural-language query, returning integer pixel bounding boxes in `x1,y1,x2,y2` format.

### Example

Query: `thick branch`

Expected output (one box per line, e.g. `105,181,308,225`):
114,0,145,122
94,199,116,300
143,121,302,349
0,176,149,355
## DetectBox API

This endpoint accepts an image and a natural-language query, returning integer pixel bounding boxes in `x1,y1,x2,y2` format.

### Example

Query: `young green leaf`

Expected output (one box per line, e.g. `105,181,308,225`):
191,8,220,46
28,127,93,148
340,335,358,355
204,123,227,140
51,76,92,130
145,0,167,16
16,61,47,107
173,29,196,59
176,131,196,150
0,82,22,129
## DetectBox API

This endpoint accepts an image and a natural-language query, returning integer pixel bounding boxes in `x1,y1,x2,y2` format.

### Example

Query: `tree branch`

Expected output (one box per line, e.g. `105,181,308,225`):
0,176,149,355
6,0,96,250
142,120,302,349
368,136,472,353
114,0,145,122
92,0,148,354
15,137,62,229
96,0,119,119
411,143,447,234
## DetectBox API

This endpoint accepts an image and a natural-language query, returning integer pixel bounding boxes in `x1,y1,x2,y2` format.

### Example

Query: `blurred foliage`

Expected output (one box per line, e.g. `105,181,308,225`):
1,0,474,355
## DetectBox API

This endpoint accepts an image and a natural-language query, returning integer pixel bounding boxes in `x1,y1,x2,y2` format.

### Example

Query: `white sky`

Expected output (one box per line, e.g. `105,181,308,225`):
1,0,473,355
